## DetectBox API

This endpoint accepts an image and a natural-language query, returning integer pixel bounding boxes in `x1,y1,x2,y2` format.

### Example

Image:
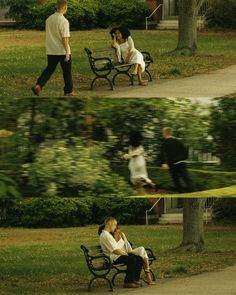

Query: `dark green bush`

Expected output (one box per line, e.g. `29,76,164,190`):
5,0,100,30
0,173,21,224
97,0,149,29
206,0,236,30
5,0,148,30
5,196,151,227
90,197,151,225
35,0,100,30
210,97,236,170
213,199,236,224
7,197,91,228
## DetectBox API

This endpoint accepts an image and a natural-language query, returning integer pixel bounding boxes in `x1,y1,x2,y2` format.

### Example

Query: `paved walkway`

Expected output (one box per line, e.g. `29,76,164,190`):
137,265,236,295
87,265,236,295
105,64,236,102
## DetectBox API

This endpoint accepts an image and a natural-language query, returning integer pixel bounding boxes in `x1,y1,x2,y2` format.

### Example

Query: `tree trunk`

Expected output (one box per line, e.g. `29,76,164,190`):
175,0,205,55
179,198,205,251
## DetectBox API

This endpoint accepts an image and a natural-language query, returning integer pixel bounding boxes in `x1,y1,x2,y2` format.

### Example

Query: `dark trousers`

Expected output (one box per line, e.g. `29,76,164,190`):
36,55,73,94
114,254,143,283
170,162,194,193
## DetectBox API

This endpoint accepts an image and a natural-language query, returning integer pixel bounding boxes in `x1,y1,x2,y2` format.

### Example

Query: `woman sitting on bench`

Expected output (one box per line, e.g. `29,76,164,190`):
110,27,147,86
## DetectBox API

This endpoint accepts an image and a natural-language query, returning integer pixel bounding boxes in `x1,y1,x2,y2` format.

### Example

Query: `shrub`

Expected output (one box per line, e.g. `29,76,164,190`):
23,138,133,198
97,0,149,29
206,0,236,30
5,0,148,30
5,0,100,30
35,0,100,30
5,196,151,227
209,97,236,170
90,197,151,225
0,173,21,225
213,199,236,224
7,197,91,227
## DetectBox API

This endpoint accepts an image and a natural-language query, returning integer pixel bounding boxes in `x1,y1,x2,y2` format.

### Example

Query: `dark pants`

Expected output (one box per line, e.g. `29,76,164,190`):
36,55,73,94
170,162,194,193
114,254,143,283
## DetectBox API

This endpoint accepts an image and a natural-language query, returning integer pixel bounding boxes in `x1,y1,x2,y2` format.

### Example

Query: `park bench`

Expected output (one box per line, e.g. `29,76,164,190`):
84,47,153,90
80,244,156,292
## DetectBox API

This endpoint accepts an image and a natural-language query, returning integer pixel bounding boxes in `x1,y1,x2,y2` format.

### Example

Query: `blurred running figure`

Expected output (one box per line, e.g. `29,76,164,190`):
32,0,75,96
160,127,194,193
123,131,156,189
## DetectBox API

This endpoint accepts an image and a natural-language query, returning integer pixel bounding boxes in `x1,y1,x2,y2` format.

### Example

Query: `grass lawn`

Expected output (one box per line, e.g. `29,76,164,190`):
0,29,236,97
0,225,236,294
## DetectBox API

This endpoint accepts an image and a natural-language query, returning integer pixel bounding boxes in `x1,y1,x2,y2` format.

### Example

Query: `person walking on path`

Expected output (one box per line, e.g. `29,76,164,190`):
32,0,75,96
160,127,194,195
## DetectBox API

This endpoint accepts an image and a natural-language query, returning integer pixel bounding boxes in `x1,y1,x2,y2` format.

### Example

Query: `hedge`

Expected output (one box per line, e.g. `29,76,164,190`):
3,196,151,228
6,0,149,30
206,0,236,30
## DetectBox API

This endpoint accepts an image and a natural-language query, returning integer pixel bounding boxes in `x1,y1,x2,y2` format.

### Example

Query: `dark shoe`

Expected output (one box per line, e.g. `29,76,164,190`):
123,282,139,288
31,85,41,96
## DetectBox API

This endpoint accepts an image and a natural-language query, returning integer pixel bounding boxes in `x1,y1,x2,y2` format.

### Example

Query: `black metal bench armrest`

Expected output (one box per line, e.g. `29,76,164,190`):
141,51,153,63
90,255,113,271
145,247,156,262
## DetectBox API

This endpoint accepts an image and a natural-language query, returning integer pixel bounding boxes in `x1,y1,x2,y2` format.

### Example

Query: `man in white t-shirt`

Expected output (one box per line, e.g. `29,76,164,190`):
32,0,75,96
99,217,143,288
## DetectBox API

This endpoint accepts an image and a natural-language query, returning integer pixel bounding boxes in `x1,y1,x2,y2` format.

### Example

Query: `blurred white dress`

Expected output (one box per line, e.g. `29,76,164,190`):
116,36,145,72
124,145,152,186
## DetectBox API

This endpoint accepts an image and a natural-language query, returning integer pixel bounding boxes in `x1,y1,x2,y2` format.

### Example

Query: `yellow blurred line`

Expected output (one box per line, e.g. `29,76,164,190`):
127,185,236,199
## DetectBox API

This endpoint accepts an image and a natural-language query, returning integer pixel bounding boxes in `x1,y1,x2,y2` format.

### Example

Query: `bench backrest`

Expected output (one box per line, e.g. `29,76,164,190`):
80,245,112,274
84,47,119,71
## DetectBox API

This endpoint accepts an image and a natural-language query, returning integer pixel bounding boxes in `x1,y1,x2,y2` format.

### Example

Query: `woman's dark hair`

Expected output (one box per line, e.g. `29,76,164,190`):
110,27,118,38
129,131,143,147
117,27,131,39
98,223,105,235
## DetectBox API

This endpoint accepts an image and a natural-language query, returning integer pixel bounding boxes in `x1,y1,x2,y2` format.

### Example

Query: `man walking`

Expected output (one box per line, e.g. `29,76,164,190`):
160,127,194,194
32,0,75,96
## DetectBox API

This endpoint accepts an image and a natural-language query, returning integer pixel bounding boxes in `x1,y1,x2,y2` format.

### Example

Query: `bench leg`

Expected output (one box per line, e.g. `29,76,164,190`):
150,269,156,281
145,69,152,82
87,277,114,292
112,72,134,86
111,269,126,286
90,76,114,90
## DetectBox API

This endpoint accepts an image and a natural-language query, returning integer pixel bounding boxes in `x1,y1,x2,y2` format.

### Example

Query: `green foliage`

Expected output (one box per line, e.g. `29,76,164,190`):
206,0,236,30
5,0,148,30
86,98,212,166
23,138,132,198
7,197,91,227
89,197,151,224
4,196,150,227
213,199,236,224
97,0,149,29
35,0,100,30
210,97,236,169
0,173,21,223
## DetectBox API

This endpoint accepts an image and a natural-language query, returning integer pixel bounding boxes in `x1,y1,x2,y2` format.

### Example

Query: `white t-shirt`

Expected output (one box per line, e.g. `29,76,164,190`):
100,230,126,262
45,12,71,55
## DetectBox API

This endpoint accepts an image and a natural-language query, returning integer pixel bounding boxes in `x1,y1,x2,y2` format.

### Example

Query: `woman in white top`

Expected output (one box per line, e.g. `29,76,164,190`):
110,27,147,86
123,131,156,188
